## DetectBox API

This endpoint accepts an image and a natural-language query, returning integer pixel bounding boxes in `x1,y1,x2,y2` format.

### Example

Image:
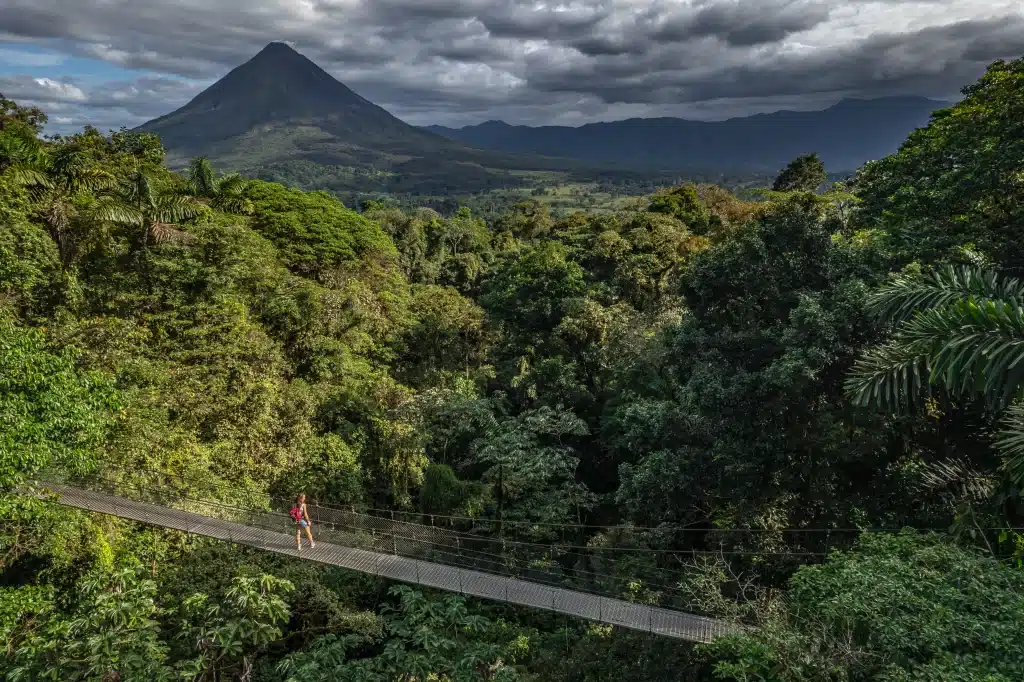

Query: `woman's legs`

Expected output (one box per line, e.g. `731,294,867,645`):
304,524,315,549
295,526,301,549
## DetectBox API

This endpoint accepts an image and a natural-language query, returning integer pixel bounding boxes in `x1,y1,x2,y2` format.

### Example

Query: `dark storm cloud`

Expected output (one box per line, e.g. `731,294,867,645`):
0,0,1020,132
654,1,833,46
525,14,1024,103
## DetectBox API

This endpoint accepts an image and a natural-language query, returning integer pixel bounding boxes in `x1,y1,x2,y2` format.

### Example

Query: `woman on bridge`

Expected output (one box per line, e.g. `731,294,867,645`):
290,493,316,551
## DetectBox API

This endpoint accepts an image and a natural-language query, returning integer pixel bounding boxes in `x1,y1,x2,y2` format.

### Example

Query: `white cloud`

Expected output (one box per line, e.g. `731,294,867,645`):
31,77,87,101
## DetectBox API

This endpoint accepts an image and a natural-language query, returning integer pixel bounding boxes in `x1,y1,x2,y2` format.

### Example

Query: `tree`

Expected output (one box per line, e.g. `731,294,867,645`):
176,574,294,681
277,586,526,682
846,264,1024,488
772,153,826,192
854,58,1024,272
4,567,176,682
704,532,1024,681
246,180,396,278
646,184,711,234
472,407,593,535
16,144,118,266
609,195,894,532
185,156,253,215
93,164,208,254
0,320,119,489
0,95,46,134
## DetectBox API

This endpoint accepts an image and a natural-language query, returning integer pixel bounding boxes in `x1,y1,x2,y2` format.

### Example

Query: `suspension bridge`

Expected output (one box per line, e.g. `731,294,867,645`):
27,474,736,643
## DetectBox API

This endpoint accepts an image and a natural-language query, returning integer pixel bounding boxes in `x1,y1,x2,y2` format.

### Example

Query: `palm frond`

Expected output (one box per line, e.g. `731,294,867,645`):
116,168,158,211
902,300,1024,408
187,156,217,197
212,194,253,215
89,197,145,226
75,167,118,193
996,403,1024,488
869,265,1024,323
4,163,50,188
916,457,998,502
848,299,1024,410
216,173,249,195
0,133,45,168
845,335,938,411
153,195,209,223
849,303,1024,409
148,222,195,245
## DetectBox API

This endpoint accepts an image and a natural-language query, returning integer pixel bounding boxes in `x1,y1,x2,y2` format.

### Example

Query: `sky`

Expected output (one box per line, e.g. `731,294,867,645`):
0,0,1022,135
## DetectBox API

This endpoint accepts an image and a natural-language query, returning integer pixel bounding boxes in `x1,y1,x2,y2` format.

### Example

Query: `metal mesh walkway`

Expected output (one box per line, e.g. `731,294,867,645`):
33,482,733,643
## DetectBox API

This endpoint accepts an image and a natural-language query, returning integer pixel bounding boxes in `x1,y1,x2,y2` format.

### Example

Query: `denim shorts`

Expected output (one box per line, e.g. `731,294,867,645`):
298,520,308,528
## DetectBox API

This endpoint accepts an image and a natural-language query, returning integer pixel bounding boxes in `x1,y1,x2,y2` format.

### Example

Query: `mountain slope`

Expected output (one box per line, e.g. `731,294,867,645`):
426,96,954,173
140,43,453,158
136,42,578,193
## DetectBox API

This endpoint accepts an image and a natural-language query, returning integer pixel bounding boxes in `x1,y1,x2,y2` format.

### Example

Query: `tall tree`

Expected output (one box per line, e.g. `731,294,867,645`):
93,164,208,253
185,156,253,215
854,58,1024,272
772,153,826,192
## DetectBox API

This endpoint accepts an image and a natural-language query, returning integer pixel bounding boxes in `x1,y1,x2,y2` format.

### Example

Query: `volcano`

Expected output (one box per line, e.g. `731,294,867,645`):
136,42,559,193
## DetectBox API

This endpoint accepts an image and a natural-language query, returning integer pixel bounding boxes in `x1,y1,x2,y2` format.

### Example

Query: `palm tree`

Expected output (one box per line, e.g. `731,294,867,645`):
0,125,47,185
185,156,253,215
845,264,1024,486
5,140,119,266
93,164,209,252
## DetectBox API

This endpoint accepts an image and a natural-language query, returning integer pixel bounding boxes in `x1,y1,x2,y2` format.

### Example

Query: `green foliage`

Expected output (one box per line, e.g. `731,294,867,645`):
176,574,294,680
848,265,1024,412
419,463,491,517
647,184,711,233
705,533,1024,681
610,195,898,530
246,180,396,278
2,567,294,682
0,185,64,318
855,58,1024,271
473,407,594,532
847,264,1024,489
277,586,526,682
4,567,176,682
771,153,827,192
186,156,254,215
0,320,119,488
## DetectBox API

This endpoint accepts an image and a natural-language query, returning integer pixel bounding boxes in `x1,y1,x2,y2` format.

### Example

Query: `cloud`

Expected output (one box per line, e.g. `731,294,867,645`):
0,73,203,133
0,46,66,67
0,0,1021,131
0,75,87,103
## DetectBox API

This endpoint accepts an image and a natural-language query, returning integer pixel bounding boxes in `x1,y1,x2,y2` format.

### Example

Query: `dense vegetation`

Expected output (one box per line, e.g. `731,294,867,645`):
2,56,1024,681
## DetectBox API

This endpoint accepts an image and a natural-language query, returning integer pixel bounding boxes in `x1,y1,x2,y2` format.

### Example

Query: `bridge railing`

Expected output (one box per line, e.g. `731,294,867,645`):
30,479,736,642
29,470,705,616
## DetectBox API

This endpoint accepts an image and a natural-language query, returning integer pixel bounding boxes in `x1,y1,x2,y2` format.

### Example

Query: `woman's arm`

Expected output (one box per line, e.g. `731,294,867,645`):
303,503,311,523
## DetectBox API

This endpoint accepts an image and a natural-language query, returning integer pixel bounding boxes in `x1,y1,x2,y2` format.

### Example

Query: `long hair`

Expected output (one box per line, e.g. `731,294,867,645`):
295,493,306,505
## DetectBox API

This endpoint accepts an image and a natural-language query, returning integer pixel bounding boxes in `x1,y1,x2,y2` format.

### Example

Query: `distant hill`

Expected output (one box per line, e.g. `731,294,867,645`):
425,96,954,173
136,42,580,194
136,42,953,194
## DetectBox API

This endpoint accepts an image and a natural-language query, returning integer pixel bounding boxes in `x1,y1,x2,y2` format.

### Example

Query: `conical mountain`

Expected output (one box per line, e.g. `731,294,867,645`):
139,42,449,156
136,42,558,193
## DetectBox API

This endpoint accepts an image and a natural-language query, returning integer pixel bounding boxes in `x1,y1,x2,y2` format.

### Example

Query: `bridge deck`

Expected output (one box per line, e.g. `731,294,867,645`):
37,483,731,643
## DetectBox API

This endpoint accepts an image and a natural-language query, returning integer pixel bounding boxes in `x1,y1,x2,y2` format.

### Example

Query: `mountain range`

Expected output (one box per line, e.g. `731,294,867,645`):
137,42,952,193
425,96,952,173
138,42,573,194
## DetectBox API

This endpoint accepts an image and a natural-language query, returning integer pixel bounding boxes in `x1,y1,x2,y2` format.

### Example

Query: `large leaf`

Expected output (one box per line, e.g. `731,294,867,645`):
868,265,1024,323
847,297,1024,410
995,402,1024,487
